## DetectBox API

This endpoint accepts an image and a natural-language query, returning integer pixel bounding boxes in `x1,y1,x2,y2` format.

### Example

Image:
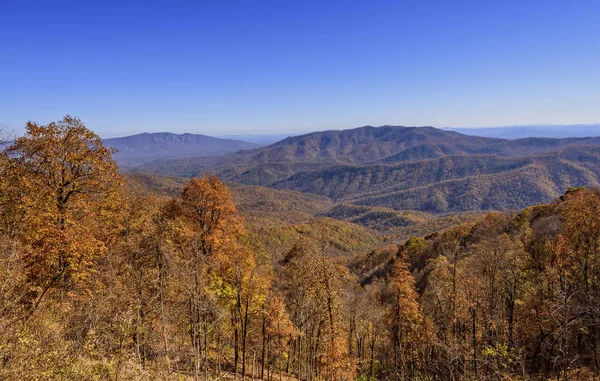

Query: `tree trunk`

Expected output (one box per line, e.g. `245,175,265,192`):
297,336,301,380
261,315,266,380
234,324,239,378
472,308,478,378
369,335,376,379
157,245,169,364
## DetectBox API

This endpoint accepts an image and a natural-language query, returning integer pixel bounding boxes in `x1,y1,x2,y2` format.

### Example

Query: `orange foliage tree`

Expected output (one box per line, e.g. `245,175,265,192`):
1,116,123,318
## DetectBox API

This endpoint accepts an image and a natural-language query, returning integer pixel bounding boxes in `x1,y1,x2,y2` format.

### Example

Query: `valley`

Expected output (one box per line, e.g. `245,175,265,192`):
3,118,600,380
5,1,600,379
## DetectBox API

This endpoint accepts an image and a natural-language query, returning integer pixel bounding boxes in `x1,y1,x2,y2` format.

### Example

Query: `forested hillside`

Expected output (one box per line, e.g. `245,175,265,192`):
131,125,600,214
274,149,600,212
3,117,600,380
125,173,480,252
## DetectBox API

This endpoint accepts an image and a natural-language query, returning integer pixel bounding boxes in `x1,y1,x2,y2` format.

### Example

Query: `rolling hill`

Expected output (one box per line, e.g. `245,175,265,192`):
271,147,600,211
124,173,473,257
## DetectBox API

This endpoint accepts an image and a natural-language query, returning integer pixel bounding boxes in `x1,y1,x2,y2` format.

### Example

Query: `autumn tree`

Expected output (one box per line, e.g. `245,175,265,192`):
432,224,472,334
1,116,123,324
561,188,600,373
387,256,423,380
110,188,171,372
170,175,246,379
350,281,386,380
261,291,297,380
0,116,127,379
0,236,28,357
215,234,271,380
280,238,357,381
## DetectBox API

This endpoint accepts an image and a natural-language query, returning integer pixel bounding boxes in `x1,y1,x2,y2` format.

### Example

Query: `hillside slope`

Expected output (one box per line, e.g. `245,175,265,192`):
273,147,600,212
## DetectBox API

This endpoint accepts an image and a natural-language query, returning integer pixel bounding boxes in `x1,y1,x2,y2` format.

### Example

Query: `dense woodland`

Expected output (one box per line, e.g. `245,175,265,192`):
3,117,600,380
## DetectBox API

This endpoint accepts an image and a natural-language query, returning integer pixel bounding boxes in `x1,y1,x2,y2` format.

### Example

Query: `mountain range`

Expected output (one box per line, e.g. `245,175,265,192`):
447,124,600,139
104,132,259,167
118,125,600,214
216,133,304,145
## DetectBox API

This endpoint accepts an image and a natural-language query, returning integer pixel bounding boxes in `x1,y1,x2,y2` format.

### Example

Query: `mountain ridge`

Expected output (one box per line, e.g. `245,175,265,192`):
447,124,600,139
127,125,600,214
134,125,501,176
104,132,259,167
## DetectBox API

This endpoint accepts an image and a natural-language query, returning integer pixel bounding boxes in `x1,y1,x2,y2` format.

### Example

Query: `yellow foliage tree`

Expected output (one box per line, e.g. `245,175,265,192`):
388,257,422,380
1,115,123,315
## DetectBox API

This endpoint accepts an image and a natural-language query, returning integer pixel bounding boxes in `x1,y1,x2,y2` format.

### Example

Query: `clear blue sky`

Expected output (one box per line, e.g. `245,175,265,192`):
1,0,599,137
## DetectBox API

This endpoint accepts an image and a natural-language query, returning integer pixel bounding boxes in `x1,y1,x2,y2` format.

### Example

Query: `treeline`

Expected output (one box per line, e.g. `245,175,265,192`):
1,117,600,380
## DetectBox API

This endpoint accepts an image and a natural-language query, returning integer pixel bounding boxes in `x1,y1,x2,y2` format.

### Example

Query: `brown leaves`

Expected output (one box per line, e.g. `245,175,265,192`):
2,115,124,291
178,175,244,259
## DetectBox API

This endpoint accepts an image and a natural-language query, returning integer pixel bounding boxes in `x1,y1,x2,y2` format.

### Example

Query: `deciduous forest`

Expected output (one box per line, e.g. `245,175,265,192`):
3,117,600,381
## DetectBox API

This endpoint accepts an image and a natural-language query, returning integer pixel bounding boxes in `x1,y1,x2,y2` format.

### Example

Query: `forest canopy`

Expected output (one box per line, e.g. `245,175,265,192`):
1,117,600,380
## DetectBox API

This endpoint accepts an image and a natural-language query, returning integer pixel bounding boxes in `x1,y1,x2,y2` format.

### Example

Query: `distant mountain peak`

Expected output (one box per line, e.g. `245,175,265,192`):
104,132,259,167
446,124,600,139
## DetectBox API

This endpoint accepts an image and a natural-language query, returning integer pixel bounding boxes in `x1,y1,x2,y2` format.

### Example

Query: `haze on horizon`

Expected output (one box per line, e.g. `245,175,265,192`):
1,0,599,138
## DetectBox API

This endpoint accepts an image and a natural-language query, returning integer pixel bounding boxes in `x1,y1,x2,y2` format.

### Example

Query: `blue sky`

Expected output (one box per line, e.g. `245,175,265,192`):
1,0,599,137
